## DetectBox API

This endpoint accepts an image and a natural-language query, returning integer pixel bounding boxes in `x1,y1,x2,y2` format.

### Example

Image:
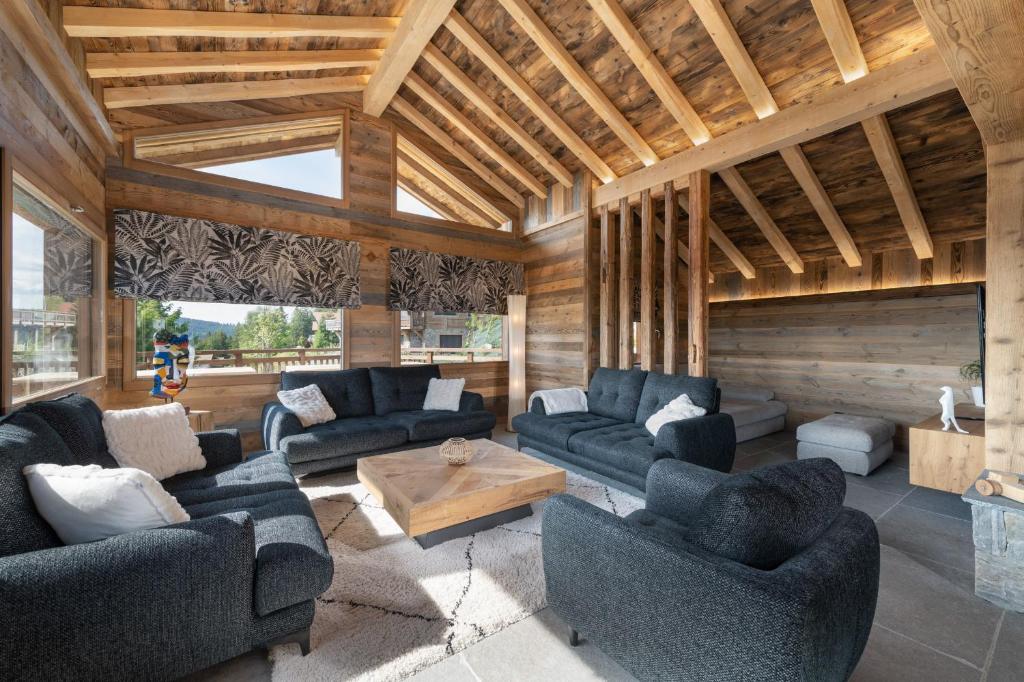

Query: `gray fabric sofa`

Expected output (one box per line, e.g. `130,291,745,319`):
719,385,788,442
0,394,333,682
511,368,736,496
543,457,880,681
262,364,496,475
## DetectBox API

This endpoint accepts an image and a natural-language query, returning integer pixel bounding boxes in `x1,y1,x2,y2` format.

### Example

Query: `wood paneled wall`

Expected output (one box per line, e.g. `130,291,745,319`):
710,284,982,446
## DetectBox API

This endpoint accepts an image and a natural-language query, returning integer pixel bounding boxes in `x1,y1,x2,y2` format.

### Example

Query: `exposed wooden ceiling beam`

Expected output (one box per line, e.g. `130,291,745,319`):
85,49,382,78
497,0,658,166
421,44,573,187
398,149,500,228
718,167,804,273
390,95,524,208
405,72,547,197
363,0,456,116
588,0,711,144
62,6,398,38
397,135,508,225
443,11,616,183
104,75,369,109
397,177,462,223
810,0,933,259
676,193,754,279
592,48,953,206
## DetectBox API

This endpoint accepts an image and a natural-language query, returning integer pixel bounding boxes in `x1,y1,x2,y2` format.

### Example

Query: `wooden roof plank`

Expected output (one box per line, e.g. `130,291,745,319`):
85,49,382,78
497,0,658,166
363,0,456,117
104,75,369,109
443,11,616,183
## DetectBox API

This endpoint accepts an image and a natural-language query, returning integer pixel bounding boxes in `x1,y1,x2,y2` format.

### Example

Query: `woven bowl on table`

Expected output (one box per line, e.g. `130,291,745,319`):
439,437,474,465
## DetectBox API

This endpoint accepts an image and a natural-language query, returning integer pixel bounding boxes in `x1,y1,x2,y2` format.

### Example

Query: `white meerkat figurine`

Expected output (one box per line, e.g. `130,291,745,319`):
939,386,968,434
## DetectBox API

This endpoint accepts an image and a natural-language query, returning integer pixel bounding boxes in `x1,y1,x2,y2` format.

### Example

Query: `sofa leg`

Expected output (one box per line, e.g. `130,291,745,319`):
265,627,311,656
569,628,580,647
298,630,311,656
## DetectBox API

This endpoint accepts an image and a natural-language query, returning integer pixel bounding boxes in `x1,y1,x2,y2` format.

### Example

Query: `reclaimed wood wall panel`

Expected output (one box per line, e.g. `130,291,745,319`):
710,284,982,446
347,112,393,215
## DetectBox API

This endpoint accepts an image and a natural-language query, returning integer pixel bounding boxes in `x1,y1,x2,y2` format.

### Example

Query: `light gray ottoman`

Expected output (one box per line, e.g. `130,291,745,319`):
796,414,896,476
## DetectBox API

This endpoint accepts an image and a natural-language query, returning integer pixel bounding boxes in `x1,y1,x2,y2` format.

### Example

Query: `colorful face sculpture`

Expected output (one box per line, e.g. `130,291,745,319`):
151,331,195,402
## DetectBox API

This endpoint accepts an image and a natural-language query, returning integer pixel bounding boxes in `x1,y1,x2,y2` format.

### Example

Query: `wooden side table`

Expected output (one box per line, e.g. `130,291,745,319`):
909,413,985,494
187,409,215,433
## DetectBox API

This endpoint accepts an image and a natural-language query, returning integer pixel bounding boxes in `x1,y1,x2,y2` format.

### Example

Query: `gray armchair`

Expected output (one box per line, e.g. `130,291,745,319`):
542,458,879,681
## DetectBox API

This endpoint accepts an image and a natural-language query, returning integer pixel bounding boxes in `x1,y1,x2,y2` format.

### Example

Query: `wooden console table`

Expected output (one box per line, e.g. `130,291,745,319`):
909,413,985,494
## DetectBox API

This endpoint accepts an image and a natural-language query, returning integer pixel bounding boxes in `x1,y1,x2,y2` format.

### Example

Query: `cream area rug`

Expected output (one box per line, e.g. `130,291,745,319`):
270,469,643,681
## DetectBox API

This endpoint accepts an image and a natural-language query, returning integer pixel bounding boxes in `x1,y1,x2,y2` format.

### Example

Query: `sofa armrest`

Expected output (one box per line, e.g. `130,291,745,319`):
459,390,485,412
262,401,304,451
197,429,243,469
645,458,729,525
654,412,736,472
530,396,547,415
0,513,256,680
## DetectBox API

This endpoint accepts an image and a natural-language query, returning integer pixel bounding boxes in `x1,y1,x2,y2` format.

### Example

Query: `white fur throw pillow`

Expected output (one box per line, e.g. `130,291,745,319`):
102,403,206,480
423,377,465,411
23,463,190,545
277,383,336,427
645,393,707,436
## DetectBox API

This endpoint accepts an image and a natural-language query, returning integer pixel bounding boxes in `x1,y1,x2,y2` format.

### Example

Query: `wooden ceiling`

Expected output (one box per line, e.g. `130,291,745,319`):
62,0,985,276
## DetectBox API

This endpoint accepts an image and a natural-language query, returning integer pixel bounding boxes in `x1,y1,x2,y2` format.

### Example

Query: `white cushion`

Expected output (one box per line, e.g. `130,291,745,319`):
22,464,190,545
277,383,337,427
645,393,707,436
423,377,465,411
102,402,206,480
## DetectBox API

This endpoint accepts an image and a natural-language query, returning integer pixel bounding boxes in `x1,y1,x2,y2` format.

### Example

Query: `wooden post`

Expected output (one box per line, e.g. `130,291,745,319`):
617,197,634,369
580,171,595,387
663,181,678,374
506,294,527,430
688,170,710,377
599,204,618,368
639,188,656,370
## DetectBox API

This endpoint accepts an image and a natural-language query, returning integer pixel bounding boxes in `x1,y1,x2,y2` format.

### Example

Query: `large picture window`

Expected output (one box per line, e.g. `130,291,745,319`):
134,300,343,378
10,178,99,402
400,311,504,365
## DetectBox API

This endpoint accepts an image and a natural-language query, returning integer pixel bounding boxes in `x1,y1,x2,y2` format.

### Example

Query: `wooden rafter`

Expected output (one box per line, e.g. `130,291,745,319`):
443,11,616,183
397,149,500,228
62,6,398,38
104,75,369,109
592,48,953,206
497,0,658,166
396,136,507,225
810,0,933,259
677,194,755,279
397,178,460,222
719,167,804,273
363,0,456,116
85,50,382,78
588,0,711,144
691,0,860,267
389,96,524,208
405,72,546,197
421,44,573,187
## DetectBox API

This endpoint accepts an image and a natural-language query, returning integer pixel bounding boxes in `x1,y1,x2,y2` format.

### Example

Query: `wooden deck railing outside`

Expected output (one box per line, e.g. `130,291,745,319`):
134,347,502,373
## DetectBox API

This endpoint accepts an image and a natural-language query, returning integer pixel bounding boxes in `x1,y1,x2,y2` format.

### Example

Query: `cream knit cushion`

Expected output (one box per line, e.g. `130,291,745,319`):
102,402,205,480
423,377,465,411
645,393,707,436
23,463,190,545
277,383,337,427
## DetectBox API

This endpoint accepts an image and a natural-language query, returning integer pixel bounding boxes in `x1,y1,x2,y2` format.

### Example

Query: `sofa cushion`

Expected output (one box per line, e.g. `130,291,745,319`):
280,416,408,464
720,399,788,428
21,394,117,467
686,458,846,570
184,488,333,617
510,411,622,451
162,450,298,505
369,365,442,415
567,422,670,478
587,368,648,421
281,368,374,419
0,412,75,557
635,373,718,424
625,508,690,546
387,410,496,442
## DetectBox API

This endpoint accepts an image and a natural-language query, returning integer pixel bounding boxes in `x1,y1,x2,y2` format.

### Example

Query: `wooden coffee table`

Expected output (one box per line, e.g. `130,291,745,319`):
357,439,566,548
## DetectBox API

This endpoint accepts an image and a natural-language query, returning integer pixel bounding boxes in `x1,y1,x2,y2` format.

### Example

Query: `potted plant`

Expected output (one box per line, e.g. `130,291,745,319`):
960,360,984,407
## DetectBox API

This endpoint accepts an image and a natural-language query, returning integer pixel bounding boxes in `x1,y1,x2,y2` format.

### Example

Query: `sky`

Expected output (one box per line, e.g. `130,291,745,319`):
12,214,46,310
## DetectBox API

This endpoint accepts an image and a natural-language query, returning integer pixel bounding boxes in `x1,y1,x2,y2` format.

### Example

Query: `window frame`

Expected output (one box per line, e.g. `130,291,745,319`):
2,153,106,410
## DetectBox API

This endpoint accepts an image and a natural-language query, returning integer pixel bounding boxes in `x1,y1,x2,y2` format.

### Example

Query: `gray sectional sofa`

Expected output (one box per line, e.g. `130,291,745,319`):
511,368,736,496
0,394,333,681
262,364,496,475
719,386,788,442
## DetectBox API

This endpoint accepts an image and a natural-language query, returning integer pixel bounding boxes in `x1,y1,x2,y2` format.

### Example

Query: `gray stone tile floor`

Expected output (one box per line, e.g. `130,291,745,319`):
190,429,1019,682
